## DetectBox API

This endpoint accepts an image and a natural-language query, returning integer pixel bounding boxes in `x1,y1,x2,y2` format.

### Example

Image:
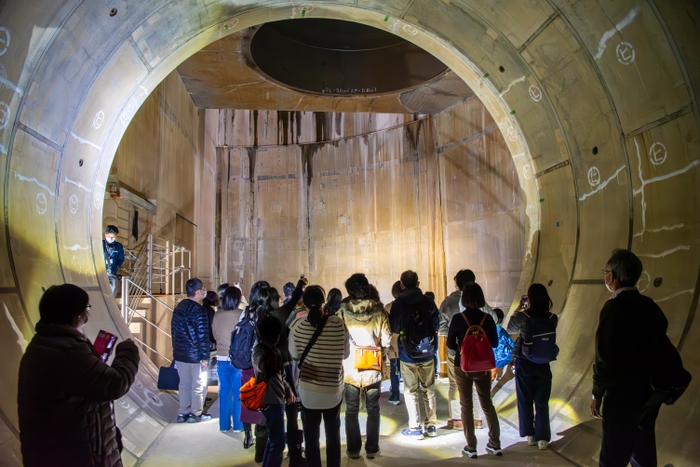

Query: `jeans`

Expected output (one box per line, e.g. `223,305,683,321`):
262,404,285,467
302,402,342,467
176,361,207,416
217,361,243,431
345,382,381,455
454,364,500,450
400,360,437,429
600,398,660,467
515,357,552,441
107,272,119,298
389,358,401,399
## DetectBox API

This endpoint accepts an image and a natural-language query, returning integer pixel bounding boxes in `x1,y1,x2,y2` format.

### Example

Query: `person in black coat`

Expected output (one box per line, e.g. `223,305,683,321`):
171,278,212,423
446,283,501,458
18,284,139,467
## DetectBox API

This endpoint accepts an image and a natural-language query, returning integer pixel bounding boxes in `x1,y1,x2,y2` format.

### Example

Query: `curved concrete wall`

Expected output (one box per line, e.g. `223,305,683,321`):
0,1,698,465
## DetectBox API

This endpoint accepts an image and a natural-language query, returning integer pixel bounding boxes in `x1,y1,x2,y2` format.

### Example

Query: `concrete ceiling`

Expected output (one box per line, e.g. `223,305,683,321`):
176,28,475,114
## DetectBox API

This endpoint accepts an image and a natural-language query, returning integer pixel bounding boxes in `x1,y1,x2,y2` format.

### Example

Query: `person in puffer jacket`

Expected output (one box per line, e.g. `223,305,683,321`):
337,273,391,459
171,278,212,423
18,284,139,467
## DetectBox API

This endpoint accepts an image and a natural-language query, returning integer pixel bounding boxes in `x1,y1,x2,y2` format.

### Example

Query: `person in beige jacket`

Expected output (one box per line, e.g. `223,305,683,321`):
337,273,392,459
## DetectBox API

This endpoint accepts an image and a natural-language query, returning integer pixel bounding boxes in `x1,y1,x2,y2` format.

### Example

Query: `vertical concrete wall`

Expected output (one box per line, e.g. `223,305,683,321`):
217,104,525,306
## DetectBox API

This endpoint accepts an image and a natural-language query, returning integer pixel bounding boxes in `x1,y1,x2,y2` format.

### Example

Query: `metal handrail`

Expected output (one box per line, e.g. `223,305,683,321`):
131,336,172,364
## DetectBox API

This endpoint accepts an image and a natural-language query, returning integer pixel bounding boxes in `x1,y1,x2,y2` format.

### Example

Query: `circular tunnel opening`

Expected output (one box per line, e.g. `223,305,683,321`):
247,18,449,95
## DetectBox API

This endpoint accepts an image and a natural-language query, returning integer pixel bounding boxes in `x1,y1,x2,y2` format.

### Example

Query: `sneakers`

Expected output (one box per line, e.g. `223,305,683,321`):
527,436,536,446
538,440,548,450
462,446,478,458
388,395,401,405
366,449,381,459
486,444,503,456
187,413,213,423
176,413,190,423
401,428,424,438
474,419,484,430
346,451,361,459
425,426,437,438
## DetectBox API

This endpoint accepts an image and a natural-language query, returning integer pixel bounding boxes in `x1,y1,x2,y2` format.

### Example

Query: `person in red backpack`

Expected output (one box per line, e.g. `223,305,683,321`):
446,283,501,458
506,283,558,451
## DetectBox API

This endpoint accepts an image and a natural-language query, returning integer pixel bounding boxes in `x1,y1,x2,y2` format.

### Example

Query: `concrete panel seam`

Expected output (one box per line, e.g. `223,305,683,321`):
517,10,560,53
678,265,700,352
436,122,498,154
535,160,571,179
0,287,18,294
623,105,693,138
571,279,605,285
127,36,154,73
0,405,19,439
16,123,63,152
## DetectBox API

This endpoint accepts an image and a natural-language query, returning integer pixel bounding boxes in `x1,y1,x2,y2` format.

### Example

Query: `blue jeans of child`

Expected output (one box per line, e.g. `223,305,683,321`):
217,361,243,431
262,404,285,467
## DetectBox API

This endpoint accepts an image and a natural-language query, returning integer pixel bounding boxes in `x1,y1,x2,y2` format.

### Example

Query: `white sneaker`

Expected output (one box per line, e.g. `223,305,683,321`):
527,436,536,446
538,440,548,450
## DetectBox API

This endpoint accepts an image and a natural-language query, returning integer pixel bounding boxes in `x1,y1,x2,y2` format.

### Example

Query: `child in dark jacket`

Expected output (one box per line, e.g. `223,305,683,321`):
253,316,295,467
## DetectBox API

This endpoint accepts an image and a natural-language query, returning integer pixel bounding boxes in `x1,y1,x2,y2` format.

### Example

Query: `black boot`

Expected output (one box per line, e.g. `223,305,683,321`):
243,428,254,449
254,424,267,463
287,429,306,467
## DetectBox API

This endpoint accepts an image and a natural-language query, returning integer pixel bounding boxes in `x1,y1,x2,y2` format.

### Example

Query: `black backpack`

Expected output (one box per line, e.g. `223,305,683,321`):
400,303,436,359
229,316,257,370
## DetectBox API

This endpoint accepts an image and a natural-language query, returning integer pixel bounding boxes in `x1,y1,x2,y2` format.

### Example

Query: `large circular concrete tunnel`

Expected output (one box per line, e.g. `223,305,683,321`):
0,1,698,465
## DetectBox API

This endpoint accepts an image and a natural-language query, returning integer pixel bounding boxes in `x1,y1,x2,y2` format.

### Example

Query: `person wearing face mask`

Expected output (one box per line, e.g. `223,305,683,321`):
102,225,125,297
18,284,140,467
591,249,671,467
171,278,213,423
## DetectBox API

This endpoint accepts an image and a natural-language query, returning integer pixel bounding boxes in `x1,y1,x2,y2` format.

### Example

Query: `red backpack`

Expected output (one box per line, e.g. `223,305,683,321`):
459,313,496,372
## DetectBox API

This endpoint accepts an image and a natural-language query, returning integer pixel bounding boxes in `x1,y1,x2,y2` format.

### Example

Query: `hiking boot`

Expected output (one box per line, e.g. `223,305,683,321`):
388,395,401,405
176,413,190,423
527,436,536,446
346,451,361,459
538,440,549,450
425,426,437,438
462,446,478,458
366,449,380,459
452,419,463,429
486,444,503,456
401,428,424,438
187,413,213,423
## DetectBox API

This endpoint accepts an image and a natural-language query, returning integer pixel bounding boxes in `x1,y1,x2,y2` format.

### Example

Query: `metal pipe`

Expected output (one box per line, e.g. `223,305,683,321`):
132,336,172,364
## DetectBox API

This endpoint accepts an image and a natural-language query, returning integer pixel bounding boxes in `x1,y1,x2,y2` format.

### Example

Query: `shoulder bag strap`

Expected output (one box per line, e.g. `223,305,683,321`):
298,314,329,368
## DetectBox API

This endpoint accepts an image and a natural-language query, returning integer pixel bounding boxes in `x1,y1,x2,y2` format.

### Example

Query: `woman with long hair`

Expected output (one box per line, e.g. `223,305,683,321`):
212,286,245,435
323,288,343,316
289,286,349,467
506,283,558,450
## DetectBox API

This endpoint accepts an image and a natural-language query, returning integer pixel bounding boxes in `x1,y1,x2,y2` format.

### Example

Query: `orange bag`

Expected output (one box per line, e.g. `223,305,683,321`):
355,346,382,371
240,377,267,411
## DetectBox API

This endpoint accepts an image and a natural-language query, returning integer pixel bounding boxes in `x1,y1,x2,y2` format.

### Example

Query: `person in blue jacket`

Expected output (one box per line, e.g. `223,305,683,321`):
102,225,124,297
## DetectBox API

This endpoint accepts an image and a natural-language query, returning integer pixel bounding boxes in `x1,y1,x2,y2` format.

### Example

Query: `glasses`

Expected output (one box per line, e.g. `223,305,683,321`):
86,304,92,310
602,269,610,274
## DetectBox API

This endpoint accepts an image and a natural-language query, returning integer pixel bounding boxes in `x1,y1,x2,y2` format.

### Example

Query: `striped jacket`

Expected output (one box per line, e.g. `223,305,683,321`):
290,316,349,399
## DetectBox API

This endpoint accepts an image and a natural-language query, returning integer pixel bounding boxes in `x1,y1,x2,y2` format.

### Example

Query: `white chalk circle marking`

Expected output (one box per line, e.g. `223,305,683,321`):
648,142,667,166
69,194,79,214
523,164,533,180
94,192,103,210
638,270,651,293
0,101,10,130
507,126,518,141
36,192,47,215
403,24,418,36
616,41,635,65
0,27,10,56
528,85,542,102
93,111,105,129
588,166,601,187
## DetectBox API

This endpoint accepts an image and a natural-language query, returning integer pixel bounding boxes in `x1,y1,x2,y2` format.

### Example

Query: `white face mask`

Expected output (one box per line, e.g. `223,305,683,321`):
605,279,614,293
105,237,116,244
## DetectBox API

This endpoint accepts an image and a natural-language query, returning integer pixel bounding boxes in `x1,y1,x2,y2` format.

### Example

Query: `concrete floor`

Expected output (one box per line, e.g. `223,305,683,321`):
136,379,568,467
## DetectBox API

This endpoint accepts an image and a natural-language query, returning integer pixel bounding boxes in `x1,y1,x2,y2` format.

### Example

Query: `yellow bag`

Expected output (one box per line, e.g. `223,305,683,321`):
355,346,382,371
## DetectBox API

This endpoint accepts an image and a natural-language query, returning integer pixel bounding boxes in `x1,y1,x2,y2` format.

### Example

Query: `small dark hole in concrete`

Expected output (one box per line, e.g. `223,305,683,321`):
78,159,84,167
110,8,118,17
653,277,663,288
548,280,553,287
592,146,599,155
498,66,505,73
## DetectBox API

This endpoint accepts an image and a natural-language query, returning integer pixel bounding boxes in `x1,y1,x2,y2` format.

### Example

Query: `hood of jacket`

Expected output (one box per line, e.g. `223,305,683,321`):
399,287,424,305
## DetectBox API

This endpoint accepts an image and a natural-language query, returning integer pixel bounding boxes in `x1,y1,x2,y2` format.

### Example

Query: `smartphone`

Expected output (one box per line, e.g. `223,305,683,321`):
300,273,305,279
94,330,118,362
520,295,529,309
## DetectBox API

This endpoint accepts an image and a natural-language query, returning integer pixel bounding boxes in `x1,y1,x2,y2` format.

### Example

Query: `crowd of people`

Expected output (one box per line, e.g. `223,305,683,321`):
16,248,681,467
